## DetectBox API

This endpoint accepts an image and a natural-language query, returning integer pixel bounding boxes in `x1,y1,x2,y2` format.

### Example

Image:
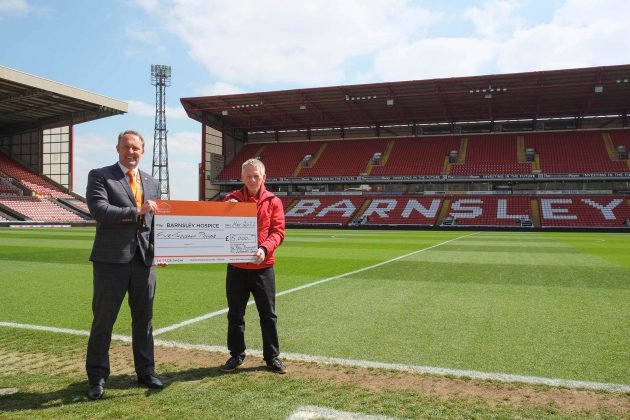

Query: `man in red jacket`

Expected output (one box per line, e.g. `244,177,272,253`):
220,158,287,374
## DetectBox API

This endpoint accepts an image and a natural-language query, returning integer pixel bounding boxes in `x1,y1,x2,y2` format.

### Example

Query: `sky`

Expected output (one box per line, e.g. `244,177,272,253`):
2,0,630,199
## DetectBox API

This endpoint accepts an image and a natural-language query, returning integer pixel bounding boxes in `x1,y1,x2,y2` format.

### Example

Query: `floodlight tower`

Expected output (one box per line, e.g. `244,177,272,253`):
151,64,171,199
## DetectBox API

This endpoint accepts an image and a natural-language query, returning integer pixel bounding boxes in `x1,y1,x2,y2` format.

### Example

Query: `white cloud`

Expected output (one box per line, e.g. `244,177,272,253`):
0,0,29,15
373,37,496,81
167,130,201,157
72,133,117,196
127,99,188,120
0,0,50,20
167,161,199,199
126,26,159,44
137,0,440,86
497,0,630,73
196,81,244,96
464,0,525,39
73,132,114,156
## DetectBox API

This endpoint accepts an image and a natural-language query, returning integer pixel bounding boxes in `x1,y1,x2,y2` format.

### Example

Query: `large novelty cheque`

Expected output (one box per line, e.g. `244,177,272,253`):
154,200,258,264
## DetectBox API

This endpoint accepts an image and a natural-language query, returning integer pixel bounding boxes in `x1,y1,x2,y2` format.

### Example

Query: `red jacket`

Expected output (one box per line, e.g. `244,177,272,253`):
224,184,285,269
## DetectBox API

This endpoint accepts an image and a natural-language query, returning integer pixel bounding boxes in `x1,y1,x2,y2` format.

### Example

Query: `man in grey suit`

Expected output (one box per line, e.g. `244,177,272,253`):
85,130,163,400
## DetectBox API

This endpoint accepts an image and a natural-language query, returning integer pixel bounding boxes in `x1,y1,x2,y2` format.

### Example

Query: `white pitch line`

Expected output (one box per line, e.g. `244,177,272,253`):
2,321,630,393
148,338,630,394
287,405,401,420
0,321,130,342
153,231,480,336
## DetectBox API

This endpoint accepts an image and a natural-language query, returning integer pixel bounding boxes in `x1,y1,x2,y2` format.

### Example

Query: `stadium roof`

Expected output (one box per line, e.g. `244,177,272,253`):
181,64,630,132
0,65,127,135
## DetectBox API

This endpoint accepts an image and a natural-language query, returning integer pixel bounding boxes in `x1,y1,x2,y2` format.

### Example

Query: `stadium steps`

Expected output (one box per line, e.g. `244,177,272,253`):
0,206,21,221
347,199,368,226
363,140,393,176
350,199,373,224
54,198,90,219
446,137,467,173
253,145,266,158
530,199,541,228
0,202,28,221
436,199,451,226
293,143,327,176
532,153,541,172
602,132,618,160
442,155,451,174
517,136,526,162
283,198,297,212
458,137,468,163
602,132,628,167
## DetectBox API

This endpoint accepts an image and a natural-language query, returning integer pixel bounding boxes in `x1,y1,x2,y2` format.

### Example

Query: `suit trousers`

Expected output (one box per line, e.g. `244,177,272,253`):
226,265,279,362
86,251,156,384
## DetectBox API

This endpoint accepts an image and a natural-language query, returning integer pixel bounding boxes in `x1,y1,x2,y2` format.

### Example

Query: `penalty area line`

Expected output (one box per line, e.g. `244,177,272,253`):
153,231,480,336
1,321,630,393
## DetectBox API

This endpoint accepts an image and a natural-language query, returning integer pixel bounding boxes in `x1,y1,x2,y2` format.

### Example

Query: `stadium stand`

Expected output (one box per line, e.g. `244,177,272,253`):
0,152,73,199
218,141,324,179
441,196,532,227
0,196,86,222
279,194,630,229
299,139,389,177
261,142,323,178
277,195,295,211
0,177,21,196
218,143,261,180
370,136,460,176
216,130,630,181
0,65,128,224
449,135,532,175
524,132,628,174
284,196,365,225
59,198,91,216
357,196,442,226
188,65,630,231
537,195,630,228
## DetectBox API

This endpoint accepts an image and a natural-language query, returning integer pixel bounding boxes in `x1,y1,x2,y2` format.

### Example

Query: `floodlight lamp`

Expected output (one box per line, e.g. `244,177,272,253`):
594,85,604,93
299,104,307,110
221,110,229,116
386,99,394,106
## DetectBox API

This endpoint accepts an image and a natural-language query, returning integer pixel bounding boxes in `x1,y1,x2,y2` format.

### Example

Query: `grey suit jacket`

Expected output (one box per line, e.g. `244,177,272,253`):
86,163,160,266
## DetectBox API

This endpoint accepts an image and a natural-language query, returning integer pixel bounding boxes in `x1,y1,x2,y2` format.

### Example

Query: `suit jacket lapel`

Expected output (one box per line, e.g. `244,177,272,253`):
112,163,137,205
139,170,155,201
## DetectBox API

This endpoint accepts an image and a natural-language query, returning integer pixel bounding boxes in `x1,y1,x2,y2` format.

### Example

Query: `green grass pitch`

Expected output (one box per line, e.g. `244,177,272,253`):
1,227,629,418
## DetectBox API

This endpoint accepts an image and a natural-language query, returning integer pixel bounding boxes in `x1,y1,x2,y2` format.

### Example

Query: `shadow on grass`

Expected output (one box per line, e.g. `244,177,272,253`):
0,366,238,412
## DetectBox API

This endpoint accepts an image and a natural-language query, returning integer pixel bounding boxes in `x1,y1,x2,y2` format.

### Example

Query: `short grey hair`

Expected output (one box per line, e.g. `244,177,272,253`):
118,130,145,148
242,158,265,174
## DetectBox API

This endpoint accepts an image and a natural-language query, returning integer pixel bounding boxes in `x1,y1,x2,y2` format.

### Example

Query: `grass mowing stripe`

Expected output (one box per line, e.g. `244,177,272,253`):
4,321,630,393
152,231,479,336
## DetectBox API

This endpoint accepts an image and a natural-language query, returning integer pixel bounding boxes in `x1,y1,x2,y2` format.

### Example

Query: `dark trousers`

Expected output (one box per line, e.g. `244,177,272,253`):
86,251,156,384
226,265,279,362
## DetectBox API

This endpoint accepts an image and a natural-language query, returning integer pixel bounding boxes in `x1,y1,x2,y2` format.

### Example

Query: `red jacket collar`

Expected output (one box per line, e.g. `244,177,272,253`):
234,183,274,202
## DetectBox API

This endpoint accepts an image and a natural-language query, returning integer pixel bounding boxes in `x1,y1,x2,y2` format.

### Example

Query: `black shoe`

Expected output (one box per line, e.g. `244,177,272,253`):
87,383,105,400
137,374,164,389
219,356,244,372
266,358,287,374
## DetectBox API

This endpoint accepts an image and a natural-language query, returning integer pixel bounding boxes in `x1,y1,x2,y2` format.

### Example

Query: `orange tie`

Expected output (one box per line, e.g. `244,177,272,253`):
127,170,143,208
